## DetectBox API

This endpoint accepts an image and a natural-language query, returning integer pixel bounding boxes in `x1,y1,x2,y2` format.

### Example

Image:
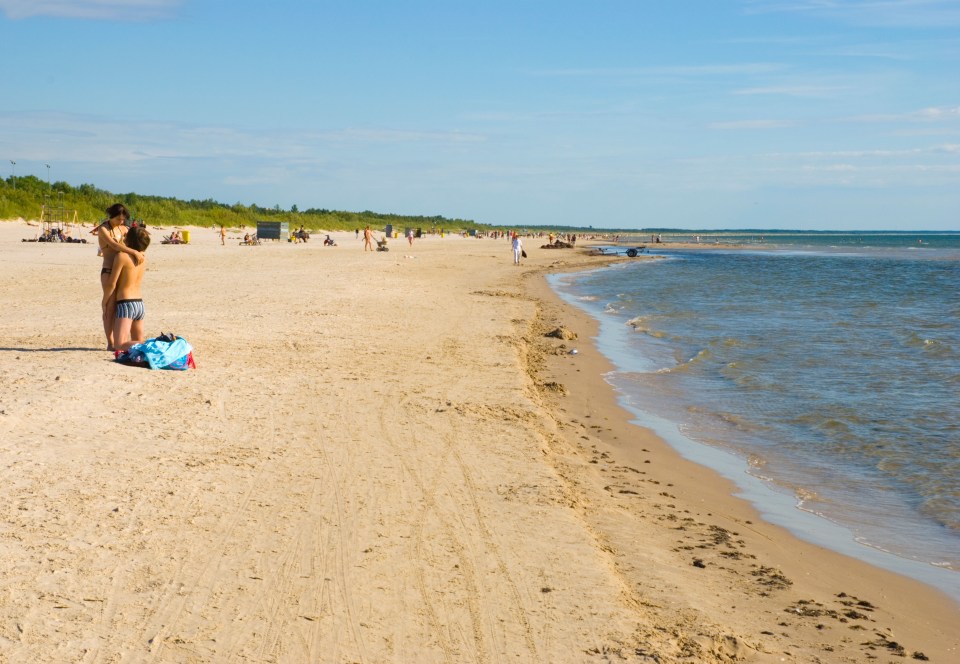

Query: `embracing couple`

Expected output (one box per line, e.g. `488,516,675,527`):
97,203,151,352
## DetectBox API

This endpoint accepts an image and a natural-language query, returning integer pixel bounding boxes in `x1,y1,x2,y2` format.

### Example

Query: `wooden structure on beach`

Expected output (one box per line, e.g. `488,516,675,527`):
39,192,79,234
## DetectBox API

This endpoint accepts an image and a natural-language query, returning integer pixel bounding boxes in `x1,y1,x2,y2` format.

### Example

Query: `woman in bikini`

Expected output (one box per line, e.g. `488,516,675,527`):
98,203,144,350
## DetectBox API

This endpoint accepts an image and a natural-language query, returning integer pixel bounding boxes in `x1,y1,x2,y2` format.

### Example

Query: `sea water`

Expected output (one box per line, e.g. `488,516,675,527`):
548,232,960,601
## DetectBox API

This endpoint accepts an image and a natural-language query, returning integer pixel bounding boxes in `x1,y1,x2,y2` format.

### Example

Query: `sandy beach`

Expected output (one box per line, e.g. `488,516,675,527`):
0,220,956,663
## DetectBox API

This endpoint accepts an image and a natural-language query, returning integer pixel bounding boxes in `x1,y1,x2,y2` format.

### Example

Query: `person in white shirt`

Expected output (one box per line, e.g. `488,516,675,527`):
511,233,523,265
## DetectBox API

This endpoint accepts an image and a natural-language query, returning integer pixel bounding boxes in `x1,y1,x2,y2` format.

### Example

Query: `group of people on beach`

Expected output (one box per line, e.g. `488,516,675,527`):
31,227,86,243
97,203,150,352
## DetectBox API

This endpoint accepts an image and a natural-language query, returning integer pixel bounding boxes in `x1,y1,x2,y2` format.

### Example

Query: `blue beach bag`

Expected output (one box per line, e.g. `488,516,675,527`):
116,334,197,370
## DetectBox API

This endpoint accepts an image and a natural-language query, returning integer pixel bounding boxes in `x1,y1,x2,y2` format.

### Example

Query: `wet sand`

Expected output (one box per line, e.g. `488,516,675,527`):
0,220,956,662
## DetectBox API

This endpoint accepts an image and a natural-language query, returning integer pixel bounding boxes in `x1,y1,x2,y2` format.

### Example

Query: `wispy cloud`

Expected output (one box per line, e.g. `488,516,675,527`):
733,84,848,97
767,147,927,158
847,105,960,122
319,128,486,144
0,111,485,165
531,63,783,78
741,0,960,28
914,105,960,119
671,142,960,192
710,119,796,129
0,0,182,21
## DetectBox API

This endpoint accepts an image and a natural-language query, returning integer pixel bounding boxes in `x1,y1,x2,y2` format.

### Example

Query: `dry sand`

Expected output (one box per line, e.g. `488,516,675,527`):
0,221,956,663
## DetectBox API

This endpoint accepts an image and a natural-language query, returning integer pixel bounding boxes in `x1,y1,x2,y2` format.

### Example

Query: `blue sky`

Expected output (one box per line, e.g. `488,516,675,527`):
2,0,958,230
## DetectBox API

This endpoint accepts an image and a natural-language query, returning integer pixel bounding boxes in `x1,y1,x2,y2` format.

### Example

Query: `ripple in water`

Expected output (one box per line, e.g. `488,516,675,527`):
551,242,960,584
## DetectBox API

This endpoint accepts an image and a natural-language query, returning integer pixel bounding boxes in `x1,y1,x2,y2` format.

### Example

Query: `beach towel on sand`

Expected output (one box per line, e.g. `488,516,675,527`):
116,336,197,370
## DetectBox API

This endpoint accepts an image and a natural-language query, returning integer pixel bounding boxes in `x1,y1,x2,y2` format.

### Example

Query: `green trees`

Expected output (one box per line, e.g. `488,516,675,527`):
0,177,478,231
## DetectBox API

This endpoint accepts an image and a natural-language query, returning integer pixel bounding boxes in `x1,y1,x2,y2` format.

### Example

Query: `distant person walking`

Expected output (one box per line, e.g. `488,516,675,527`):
512,233,523,265
363,225,375,251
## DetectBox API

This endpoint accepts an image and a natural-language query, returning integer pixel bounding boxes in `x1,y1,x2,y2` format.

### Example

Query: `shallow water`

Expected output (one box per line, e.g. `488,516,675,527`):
549,233,960,599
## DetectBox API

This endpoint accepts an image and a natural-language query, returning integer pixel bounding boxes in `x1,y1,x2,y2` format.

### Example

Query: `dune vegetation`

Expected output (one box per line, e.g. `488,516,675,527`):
1,175,477,232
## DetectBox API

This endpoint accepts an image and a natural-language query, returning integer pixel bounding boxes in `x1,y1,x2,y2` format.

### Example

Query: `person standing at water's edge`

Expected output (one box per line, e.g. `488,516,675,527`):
98,203,143,350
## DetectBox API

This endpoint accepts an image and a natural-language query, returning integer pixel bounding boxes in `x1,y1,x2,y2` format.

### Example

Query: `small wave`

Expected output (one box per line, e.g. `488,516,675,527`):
661,348,712,373
794,487,820,503
716,411,757,431
745,469,827,508
686,348,712,364
903,332,927,347
747,454,767,469
875,457,907,474
728,371,765,389
626,318,668,338
903,333,954,359
577,295,599,302
686,405,760,433
921,338,953,359
819,419,852,433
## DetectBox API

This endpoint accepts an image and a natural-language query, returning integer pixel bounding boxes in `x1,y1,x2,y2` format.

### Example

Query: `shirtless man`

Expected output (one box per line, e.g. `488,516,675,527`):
103,226,151,352
98,204,144,349
363,225,375,251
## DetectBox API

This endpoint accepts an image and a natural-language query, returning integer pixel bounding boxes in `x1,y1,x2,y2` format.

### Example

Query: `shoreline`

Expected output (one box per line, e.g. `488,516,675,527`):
544,258,960,599
0,219,956,662
520,251,959,660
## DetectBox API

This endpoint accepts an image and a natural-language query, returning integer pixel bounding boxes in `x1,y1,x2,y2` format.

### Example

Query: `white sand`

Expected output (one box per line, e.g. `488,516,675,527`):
0,221,956,662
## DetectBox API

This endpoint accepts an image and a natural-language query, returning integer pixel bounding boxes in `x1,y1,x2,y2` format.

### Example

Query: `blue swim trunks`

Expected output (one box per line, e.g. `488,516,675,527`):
116,298,145,321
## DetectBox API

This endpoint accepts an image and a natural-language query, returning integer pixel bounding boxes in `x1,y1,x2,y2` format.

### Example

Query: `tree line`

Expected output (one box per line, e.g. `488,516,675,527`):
0,175,478,232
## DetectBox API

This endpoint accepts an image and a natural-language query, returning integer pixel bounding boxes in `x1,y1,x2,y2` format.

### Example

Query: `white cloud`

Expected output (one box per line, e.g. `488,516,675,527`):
847,105,960,123
764,147,926,158
319,128,486,145
534,63,782,78
915,106,960,119
0,0,181,21
741,0,960,28
0,111,485,166
709,119,795,129
733,84,847,97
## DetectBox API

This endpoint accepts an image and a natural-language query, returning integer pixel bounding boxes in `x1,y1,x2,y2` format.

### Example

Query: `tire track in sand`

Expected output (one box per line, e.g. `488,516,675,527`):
134,390,303,662
376,355,540,663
